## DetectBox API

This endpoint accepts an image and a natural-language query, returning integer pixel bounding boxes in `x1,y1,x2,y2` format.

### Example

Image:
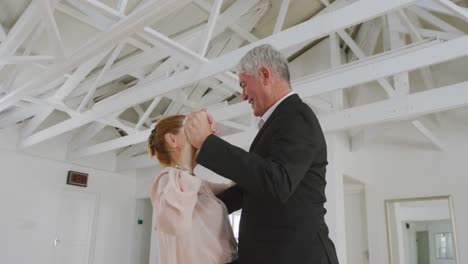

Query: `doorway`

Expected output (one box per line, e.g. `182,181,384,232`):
344,176,369,264
417,231,430,264
131,198,154,264
54,191,99,264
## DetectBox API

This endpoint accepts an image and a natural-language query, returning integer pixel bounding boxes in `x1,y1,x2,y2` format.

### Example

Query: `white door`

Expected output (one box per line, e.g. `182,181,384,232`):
344,181,369,264
54,191,99,264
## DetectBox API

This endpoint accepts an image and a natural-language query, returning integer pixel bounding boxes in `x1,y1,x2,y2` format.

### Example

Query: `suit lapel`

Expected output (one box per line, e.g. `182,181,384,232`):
249,113,275,152
249,94,301,152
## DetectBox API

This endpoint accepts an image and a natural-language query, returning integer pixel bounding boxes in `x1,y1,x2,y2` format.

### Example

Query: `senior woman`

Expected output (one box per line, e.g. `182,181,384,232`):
147,114,238,264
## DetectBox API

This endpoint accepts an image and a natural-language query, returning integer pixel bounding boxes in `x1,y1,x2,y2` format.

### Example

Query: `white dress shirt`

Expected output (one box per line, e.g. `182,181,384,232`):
258,91,296,129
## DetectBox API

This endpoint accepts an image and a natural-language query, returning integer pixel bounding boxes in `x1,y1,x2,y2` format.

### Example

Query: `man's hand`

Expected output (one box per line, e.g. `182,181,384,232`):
185,110,218,149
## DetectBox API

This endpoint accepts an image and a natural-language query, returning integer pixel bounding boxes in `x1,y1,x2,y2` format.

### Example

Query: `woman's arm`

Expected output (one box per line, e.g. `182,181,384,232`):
205,180,236,195
151,169,202,236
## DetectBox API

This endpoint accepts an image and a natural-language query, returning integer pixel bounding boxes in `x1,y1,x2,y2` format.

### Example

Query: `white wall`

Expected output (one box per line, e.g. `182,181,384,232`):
344,115,468,264
0,126,137,264
131,199,153,264
135,167,157,199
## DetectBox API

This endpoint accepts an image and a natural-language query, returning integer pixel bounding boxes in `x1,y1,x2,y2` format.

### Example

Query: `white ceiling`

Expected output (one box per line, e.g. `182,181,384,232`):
0,0,467,171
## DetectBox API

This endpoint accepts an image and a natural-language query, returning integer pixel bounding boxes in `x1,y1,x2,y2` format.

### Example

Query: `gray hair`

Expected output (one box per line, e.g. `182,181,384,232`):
237,44,290,83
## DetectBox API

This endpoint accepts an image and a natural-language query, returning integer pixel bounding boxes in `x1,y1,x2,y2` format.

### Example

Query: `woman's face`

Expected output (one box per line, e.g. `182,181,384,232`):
177,126,197,160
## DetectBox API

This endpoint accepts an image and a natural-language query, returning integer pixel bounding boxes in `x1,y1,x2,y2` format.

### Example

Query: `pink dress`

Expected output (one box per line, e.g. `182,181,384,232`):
150,167,238,264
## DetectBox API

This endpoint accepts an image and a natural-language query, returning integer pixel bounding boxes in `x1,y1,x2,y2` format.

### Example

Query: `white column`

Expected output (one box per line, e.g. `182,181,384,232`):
325,133,349,264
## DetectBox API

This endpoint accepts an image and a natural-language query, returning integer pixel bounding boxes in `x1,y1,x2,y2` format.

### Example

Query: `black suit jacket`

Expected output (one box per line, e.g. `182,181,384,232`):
197,94,339,264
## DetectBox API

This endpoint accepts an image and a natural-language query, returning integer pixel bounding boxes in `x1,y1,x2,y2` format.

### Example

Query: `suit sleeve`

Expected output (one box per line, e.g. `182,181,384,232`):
216,185,243,214
197,108,326,204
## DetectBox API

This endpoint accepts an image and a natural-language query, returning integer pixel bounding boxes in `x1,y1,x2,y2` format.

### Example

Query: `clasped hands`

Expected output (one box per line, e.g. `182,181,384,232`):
185,109,221,149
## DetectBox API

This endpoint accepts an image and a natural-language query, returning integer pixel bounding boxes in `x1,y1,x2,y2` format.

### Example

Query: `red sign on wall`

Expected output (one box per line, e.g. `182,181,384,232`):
66,171,88,187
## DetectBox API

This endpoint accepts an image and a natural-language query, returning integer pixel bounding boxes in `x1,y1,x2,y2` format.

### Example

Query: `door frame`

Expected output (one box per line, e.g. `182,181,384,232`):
55,190,100,264
344,176,370,264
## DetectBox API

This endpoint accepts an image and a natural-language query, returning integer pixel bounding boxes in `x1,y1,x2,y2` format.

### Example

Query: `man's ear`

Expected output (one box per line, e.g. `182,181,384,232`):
164,133,177,149
258,66,272,85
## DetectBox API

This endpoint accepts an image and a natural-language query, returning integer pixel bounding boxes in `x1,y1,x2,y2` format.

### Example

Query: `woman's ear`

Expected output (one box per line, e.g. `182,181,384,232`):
164,133,177,149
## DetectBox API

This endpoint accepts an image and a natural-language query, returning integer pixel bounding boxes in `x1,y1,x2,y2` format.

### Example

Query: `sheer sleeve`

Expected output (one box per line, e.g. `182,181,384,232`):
151,168,202,236
204,180,236,195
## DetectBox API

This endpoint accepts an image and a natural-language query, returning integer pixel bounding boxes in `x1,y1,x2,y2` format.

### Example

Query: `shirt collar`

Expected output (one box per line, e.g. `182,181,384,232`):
258,91,296,129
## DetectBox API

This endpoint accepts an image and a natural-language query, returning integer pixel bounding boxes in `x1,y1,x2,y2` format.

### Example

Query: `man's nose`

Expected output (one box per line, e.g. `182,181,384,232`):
242,90,248,101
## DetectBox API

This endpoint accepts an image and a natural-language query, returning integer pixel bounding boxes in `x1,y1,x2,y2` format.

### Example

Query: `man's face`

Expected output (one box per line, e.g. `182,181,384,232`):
239,72,269,117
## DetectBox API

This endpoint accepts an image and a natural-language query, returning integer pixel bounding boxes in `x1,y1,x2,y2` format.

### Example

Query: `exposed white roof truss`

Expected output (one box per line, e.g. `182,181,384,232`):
0,0,466,170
